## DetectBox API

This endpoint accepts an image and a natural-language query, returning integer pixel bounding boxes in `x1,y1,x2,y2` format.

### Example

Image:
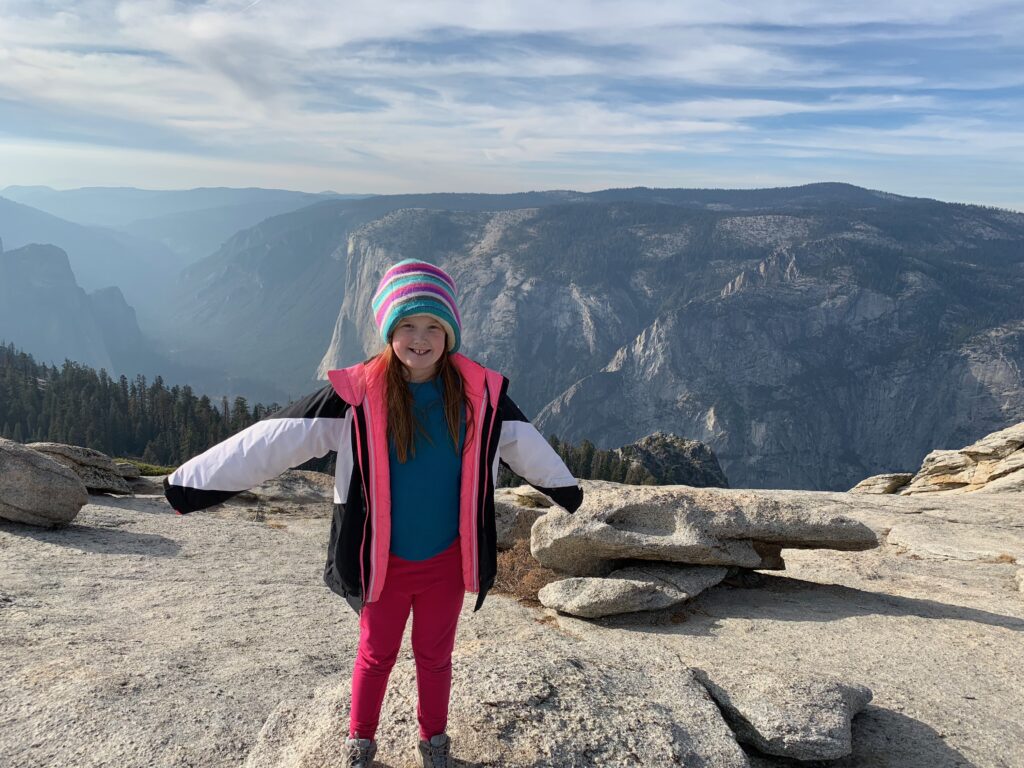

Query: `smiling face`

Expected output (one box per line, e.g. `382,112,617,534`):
389,313,448,381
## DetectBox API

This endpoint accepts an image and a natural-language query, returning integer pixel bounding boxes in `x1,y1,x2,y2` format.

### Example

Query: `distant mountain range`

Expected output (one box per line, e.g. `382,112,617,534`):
3,182,1022,489
0,185,365,267
0,241,291,402
179,182,1023,490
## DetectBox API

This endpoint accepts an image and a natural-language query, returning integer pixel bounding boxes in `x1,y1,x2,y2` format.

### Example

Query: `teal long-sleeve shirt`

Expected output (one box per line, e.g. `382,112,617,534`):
387,377,466,560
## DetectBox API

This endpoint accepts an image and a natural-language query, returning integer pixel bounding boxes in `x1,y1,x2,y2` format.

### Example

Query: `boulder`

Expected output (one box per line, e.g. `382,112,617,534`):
694,668,872,761
538,564,728,618
899,422,1024,494
114,461,141,479
0,438,88,526
495,487,547,550
887,520,1024,563
531,482,878,576
229,470,333,516
243,600,750,768
25,442,131,495
849,473,913,494
510,485,554,507
128,474,166,495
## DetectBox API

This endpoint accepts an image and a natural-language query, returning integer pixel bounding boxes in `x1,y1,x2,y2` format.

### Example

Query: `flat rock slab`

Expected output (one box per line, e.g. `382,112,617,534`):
26,442,131,495
694,669,872,761
538,564,728,618
888,520,1024,563
532,482,878,576
0,438,87,526
244,600,750,768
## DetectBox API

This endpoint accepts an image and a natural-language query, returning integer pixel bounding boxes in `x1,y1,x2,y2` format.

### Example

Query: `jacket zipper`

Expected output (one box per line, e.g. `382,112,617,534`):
470,384,492,592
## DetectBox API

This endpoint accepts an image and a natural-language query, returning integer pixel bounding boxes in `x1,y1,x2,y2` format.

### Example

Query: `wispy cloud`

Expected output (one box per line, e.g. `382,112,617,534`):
0,1,1021,208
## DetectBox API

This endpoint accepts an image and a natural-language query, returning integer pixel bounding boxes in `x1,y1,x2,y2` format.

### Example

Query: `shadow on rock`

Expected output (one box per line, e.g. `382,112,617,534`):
596,574,1024,633
744,705,975,768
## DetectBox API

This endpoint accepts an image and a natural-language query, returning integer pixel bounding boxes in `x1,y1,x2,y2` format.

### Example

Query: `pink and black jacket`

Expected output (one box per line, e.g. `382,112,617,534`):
164,352,583,613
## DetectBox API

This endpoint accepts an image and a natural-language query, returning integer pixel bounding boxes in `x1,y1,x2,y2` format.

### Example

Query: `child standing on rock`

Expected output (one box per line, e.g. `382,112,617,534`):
164,259,583,767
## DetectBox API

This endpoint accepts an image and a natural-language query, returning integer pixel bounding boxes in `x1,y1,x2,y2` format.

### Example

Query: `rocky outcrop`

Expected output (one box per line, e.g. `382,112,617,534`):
191,470,335,520
849,472,913,494
531,482,878,577
494,487,547,550
0,244,114,372
898,422,1024,494
0,438,88,525
127,474,166,495
2,482,1018,767
26,442,131,495
155,184,1024,490
694,669,873,761
243,600,751,768
234,470,333,509
538,564,728,618
848,421,1024,495
614,431,728,487
114,461,141,479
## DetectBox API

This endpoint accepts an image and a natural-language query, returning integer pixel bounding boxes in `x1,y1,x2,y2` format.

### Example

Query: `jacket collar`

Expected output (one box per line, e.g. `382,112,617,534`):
327,352,495,405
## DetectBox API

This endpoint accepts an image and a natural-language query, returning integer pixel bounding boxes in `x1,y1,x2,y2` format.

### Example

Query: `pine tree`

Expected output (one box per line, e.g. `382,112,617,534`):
577,440,596,479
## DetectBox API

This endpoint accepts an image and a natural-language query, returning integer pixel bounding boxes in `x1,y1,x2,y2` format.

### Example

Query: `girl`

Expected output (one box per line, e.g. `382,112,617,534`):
164,259,584,767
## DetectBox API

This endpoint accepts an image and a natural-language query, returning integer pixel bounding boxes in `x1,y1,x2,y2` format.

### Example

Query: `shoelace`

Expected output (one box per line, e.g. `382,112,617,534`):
346,741,373,767
425,738,450,768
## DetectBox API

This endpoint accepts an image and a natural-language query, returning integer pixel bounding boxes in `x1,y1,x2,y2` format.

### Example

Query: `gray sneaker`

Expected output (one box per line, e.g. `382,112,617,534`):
417,732,453,768
342,736,377,767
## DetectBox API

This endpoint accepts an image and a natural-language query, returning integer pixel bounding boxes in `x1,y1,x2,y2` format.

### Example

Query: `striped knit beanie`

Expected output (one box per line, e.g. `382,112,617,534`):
372,259,462,353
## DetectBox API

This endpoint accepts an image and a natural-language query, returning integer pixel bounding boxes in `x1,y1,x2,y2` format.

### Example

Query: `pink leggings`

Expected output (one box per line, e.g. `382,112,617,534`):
349,538,466,741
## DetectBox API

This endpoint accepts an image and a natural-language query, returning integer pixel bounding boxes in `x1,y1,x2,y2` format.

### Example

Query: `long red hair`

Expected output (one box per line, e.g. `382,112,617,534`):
374,343,472,463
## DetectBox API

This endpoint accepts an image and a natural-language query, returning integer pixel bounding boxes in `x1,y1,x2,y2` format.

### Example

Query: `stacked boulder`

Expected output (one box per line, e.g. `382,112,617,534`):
522,481,878,618
850,421,1024,494
0,438,88,526
0,440,148,527
26,442,132,495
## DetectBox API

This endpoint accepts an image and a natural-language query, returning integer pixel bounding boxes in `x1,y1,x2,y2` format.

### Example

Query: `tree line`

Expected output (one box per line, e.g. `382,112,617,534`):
497,434,655,488
1,342,647,482
0,342,278,467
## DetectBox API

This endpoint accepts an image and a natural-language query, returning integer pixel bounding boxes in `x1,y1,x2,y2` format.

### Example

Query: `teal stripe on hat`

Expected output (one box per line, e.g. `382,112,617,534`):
372,273,457,311
373,259,462,354
381,298,461,353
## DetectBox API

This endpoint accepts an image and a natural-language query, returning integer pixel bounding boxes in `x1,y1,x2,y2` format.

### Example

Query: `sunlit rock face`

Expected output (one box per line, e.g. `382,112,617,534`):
315,188,1024,490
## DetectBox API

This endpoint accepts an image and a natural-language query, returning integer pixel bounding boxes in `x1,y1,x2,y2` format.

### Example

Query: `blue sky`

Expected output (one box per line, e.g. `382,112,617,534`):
1,1,1022,209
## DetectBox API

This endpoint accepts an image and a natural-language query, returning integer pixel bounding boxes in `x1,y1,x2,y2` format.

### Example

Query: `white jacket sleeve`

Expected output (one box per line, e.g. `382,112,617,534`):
164,384,350,514
497,391,583,512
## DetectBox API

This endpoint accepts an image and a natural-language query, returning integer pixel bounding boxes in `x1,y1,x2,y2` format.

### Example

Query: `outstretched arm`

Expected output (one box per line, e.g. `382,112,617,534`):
164,385,350,514
497,391,583,513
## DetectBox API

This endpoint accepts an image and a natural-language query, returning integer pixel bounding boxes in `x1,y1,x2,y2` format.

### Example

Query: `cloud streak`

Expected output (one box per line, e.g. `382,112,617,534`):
0,1,1021,208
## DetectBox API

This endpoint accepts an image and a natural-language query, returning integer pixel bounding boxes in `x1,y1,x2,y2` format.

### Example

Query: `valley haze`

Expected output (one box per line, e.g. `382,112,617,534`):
1,181,1023,493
